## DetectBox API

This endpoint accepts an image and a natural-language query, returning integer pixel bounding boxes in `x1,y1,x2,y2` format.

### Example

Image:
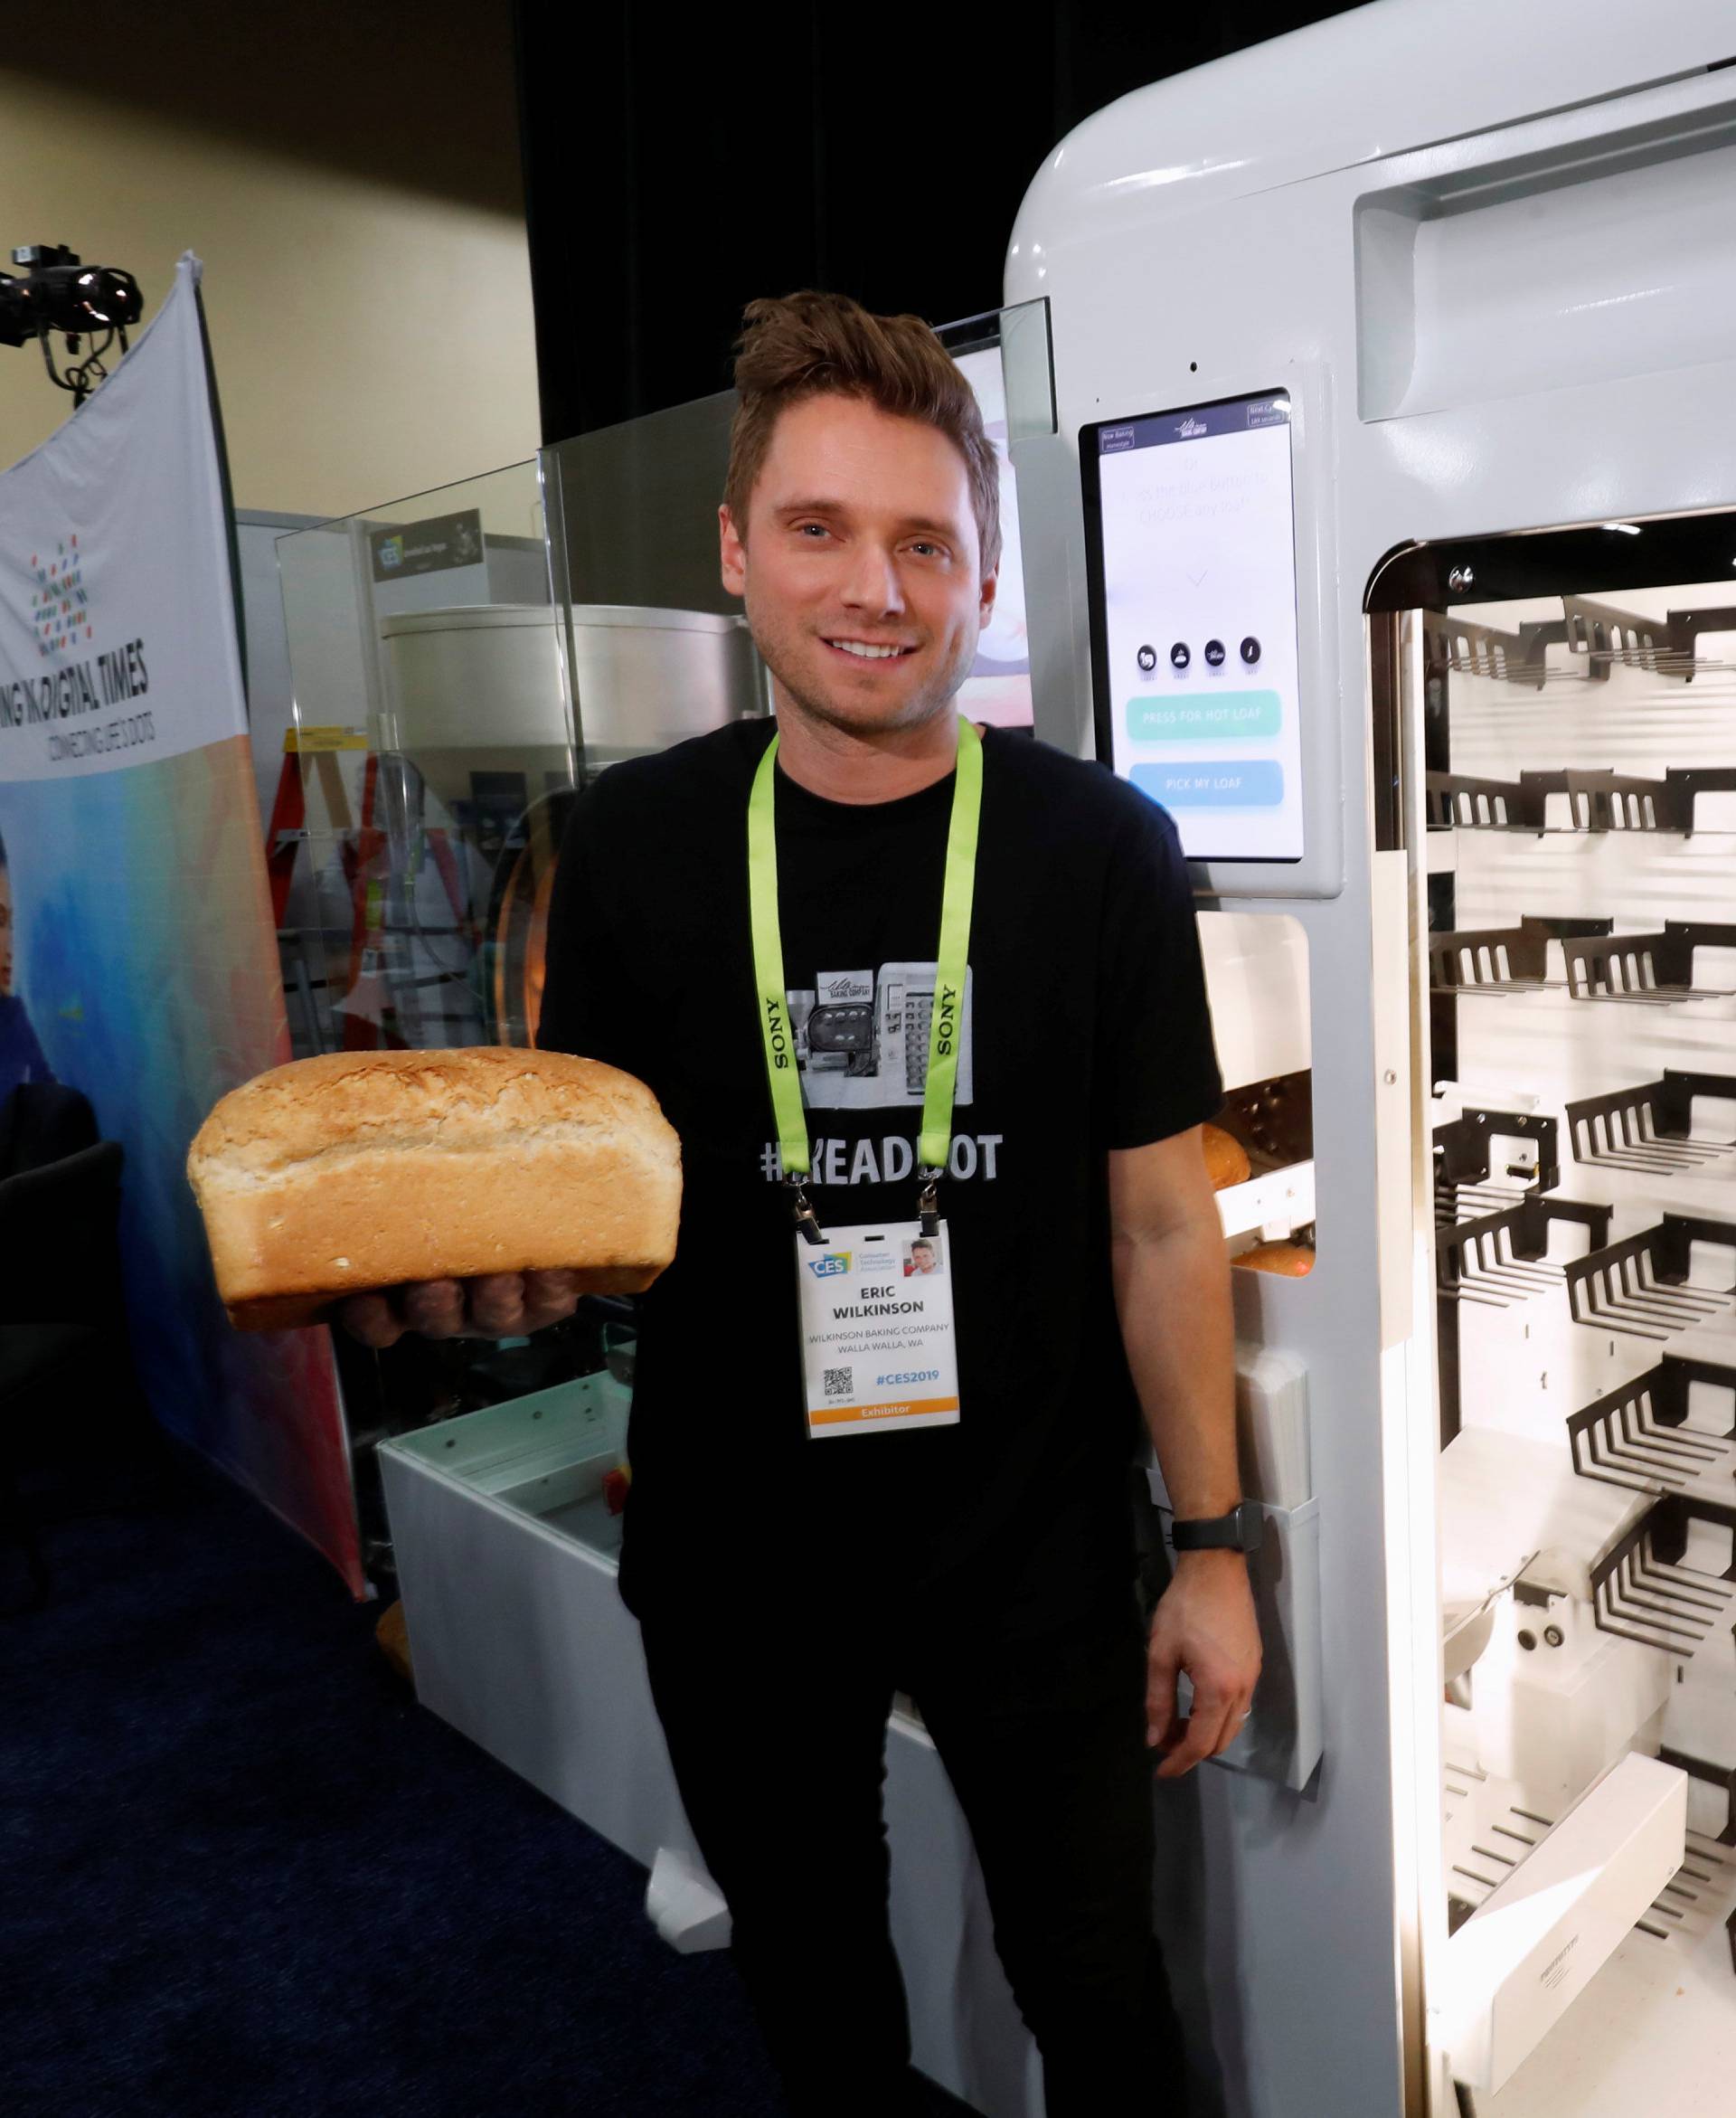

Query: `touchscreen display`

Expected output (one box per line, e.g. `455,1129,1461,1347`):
1084,392,1303,861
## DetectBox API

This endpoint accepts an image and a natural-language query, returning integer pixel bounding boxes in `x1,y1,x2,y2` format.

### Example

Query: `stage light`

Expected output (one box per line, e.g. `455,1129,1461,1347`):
0,243,145,405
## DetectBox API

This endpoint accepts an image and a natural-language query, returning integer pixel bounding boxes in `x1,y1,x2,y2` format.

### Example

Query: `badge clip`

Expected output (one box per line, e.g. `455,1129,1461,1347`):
787,1179,825,1246
917,1168,942,1239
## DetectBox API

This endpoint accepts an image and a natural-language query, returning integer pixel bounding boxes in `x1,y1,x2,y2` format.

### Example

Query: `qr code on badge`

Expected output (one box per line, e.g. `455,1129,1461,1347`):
823,1366,854,1400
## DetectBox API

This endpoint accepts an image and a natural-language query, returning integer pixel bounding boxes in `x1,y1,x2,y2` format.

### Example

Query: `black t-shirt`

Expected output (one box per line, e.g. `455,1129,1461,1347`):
536,721,1222,1622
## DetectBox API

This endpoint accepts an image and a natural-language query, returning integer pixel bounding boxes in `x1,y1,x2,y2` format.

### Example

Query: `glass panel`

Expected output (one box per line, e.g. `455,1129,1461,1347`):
274,459,634,1525
274,458,564,1058
1387,518,1736,2112
934,299,1053,733
540,394,769,780
996,295,1057,447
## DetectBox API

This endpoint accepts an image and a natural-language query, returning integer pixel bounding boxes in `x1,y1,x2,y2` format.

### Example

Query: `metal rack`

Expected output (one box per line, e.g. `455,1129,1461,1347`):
1422,558,1736,2069
1658,1750,1736,1853
1422,611,1547,689
1523,769,1730,833
1571,770,1674,831
1668,604,1736,686
1429,922,1736,1005
1563,1215,1736,1341
1440,1761,1560,1929
1589,1491,1736,1659
1651,1745,1735,1863
1425,772,1544,832
1567,1355,1736,1507
1428,916,1614,997
1420,597,1736,688
1636,1832,1736,1970
1429,923,1554,996
1561,923,1736,1006
1422,598,1688,690
1425,768,1736,834
1566,1072,1736,1177
1432,1106,1559,1227
1560,597,1682,680
1437,1195,1611,1309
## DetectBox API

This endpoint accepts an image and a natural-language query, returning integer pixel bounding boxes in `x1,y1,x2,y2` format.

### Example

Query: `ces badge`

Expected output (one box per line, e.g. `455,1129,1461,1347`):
795,1220,960,1439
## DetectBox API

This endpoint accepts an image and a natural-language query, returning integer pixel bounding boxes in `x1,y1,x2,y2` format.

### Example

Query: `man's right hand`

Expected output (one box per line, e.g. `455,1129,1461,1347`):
336,1270,586,1348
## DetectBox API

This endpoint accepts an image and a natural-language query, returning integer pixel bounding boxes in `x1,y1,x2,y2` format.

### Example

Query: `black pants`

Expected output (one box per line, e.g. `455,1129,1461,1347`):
637,1577,1185,2117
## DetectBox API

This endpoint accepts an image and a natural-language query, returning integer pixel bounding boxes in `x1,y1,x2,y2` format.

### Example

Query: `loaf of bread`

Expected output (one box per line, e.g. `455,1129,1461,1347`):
1233,1240,1314,1278
1202,1121,1250,1191
186,1047,682,1331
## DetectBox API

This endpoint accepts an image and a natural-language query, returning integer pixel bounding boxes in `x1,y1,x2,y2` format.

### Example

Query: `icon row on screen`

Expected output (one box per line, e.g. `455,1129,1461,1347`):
1137,638,1261,674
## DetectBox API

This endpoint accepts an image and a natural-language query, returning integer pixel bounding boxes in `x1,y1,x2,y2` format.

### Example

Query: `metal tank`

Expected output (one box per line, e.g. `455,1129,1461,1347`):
373,601,764,1046
376,600,763,789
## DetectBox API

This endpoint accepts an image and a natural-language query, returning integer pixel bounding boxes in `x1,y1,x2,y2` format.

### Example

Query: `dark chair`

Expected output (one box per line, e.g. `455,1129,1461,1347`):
0,1088,130,1614
0,1077,99,1179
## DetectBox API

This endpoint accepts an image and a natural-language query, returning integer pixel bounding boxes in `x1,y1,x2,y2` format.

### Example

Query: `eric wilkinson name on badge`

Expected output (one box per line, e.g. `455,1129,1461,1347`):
796,1223,961,1439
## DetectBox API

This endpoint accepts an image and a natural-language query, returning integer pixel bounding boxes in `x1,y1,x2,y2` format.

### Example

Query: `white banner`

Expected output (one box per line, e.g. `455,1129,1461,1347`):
0,253,246,782
0,252,363,1594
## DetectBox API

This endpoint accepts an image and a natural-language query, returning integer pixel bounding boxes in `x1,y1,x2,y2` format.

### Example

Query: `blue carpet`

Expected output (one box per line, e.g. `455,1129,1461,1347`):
0,1440,976,2117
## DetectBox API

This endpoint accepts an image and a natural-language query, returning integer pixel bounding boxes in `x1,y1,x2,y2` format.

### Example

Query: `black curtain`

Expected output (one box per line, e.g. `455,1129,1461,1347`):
514,3,1356,441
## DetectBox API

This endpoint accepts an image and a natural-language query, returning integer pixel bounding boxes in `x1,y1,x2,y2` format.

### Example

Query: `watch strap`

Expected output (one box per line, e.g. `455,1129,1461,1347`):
1170,1499,1261,1554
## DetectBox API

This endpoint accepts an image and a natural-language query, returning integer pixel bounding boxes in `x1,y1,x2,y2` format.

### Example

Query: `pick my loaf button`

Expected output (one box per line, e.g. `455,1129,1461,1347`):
1132,761,1285,808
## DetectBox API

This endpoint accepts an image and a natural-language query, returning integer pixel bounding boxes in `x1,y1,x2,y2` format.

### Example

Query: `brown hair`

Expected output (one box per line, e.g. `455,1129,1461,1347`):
723,291,1002,580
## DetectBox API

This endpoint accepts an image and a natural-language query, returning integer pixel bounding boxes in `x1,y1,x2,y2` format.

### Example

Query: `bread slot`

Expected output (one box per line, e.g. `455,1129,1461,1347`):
1194,911,1314,1266
1207,1067,1316,1266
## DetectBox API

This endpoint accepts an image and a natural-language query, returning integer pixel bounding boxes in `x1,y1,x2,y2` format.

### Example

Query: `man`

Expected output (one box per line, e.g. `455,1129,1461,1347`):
906,1237,939,1276
343,291,1260,2115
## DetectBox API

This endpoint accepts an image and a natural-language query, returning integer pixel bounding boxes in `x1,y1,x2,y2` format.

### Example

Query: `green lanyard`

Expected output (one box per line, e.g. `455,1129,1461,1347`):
749,720,983,1238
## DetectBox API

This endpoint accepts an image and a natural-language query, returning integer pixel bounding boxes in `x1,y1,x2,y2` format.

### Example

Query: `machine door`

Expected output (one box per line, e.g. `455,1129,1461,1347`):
1371,515,1736,2118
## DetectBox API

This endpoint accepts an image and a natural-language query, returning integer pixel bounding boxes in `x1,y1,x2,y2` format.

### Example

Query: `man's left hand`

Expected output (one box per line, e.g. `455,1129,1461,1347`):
1146,1549,1262,1780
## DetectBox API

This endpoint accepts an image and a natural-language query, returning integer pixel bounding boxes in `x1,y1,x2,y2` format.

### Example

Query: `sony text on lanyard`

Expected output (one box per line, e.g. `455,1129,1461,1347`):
749,720,982,1439
748,718,982,1241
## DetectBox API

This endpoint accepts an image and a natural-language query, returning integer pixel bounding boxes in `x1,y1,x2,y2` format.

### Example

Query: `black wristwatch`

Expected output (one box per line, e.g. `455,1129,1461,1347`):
1170,1499,1262,1555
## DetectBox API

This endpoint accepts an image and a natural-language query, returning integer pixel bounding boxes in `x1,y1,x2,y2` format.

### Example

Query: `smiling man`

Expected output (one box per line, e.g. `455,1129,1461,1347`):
344,292,1259,2116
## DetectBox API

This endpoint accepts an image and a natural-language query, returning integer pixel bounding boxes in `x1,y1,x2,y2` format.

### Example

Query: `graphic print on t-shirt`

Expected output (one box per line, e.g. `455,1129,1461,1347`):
785,962,973,1110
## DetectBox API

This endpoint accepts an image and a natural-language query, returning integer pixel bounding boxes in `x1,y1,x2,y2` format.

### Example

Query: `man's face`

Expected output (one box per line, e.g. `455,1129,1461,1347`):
0,866,12,996
911,1243,935,1272
720,394,996,739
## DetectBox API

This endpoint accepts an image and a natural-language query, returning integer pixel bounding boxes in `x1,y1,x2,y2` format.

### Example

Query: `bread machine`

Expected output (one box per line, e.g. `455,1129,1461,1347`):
1005,2,1736,2111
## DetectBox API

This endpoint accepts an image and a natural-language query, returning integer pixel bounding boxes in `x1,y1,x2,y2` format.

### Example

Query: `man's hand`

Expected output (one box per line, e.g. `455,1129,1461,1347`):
1146,1548,1262,1780
335,1270,585,1349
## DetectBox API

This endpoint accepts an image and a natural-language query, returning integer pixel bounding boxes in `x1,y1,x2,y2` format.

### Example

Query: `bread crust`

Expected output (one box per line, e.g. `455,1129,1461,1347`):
1233,1240,1314,1277
187,1048,681,1331
1201,1121,1251,1191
